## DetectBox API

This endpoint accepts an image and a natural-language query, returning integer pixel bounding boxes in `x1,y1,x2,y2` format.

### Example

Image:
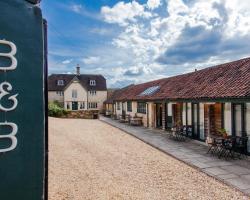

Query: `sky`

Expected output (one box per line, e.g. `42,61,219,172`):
41,0,250,88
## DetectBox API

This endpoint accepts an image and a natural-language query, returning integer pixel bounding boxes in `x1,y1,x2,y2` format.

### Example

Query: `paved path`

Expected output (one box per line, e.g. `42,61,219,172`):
100,116,250,196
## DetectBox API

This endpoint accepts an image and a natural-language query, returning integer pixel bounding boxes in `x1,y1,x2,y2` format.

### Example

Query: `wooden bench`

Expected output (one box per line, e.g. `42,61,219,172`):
130,117,143,126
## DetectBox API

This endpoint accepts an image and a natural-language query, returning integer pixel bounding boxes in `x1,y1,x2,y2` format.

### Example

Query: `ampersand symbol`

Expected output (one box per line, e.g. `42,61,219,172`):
0,82,18,111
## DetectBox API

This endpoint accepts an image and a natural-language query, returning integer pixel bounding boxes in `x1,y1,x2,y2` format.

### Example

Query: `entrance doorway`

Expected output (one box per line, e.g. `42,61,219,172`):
156,103,162,128
72,101,78,110
204,103,222,138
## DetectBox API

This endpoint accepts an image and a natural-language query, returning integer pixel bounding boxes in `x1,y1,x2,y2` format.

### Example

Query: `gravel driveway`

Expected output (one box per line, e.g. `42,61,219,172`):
49,117,247,200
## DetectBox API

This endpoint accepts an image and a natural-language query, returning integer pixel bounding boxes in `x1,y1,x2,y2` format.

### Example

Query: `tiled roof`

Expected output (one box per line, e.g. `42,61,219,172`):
113,57,250,101
48,74,107,91
104,85,134,104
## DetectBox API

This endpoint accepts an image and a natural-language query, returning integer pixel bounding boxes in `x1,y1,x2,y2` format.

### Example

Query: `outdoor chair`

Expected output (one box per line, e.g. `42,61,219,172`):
124,114,131,123
234,136,248,158
207,137,224,156
170,127,185,141
218,137,235,159
207,137,217,154
186,126,192,138
119,114,126,123
181,126,188,137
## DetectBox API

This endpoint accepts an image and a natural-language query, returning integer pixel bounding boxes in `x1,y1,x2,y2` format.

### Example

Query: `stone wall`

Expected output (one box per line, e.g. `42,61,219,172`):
63,110,99,119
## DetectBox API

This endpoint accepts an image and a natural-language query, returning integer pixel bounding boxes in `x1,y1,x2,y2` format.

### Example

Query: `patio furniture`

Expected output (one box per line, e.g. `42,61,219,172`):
119,114,126,123
207,136,248,159
218,137,235,159
105,110,112,117
170,127,186,141
207,137,218,154
124,114,131,123
111,114,118,120
130,117,143,126
181,126,188,137
234,136,248,158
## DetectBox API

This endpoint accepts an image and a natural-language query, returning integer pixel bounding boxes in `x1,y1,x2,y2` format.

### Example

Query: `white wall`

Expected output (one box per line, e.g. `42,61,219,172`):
224,103,232,135
187,103,192,125
246,103,250,152
64,82,87,110
182,103,186,125
199,103,205,140
167,103,173,116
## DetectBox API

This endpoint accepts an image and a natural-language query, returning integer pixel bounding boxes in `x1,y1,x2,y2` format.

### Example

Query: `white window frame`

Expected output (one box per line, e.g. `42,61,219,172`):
90,80,96,86
57,80,64,86
88,102,98,109
89,90,96,95
56,91,63,96
72,89,77,98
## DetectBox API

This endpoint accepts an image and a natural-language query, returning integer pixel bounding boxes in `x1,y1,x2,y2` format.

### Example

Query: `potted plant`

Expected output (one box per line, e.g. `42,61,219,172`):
218,128,228,139
176,120,182,131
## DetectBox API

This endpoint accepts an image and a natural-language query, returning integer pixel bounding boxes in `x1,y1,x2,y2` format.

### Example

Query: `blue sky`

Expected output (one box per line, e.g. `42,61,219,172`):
41,0,250,88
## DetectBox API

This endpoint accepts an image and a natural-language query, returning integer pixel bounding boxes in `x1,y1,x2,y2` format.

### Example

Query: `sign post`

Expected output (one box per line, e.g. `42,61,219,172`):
0,0,47,199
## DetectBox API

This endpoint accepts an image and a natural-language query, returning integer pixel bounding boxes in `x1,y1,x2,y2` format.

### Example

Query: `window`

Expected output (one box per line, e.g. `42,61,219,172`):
137,102,146,114
56,91,63,96
117,102,121,110
72,89,77,98
139,86,160,96
127,101,132,112
80,102,85,109
57,80,64,86
89,90,96,95
88,102,97,109
90,80,96,86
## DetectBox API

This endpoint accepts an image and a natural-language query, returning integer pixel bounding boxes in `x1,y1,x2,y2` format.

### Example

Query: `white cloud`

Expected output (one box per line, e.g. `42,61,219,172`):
167,0,188,15
62,59,72,64
58,0,250,87
82,56,101,64
147,0,161,10
70,4,82,13
223,0,250,37
101,1,152,26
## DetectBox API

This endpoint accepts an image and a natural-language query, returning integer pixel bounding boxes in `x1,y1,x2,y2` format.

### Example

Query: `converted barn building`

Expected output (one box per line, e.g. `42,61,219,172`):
105,57,250,152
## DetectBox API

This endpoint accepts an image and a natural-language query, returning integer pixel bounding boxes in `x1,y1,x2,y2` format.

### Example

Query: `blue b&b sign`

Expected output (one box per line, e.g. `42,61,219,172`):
0,0,47,199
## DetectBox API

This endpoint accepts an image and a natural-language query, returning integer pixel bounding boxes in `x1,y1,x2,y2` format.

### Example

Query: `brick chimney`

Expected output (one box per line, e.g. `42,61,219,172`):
76,64,80,75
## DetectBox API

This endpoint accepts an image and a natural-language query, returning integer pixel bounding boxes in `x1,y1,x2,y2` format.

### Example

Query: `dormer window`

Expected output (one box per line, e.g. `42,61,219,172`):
90,80,96,86
57,80,64,86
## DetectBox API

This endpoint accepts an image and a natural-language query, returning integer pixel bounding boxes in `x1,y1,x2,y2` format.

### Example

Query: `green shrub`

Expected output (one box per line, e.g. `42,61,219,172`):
53,100,64,108
48,102,68,117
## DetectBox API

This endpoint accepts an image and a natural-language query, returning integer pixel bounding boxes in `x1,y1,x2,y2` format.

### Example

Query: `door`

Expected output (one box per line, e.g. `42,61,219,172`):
192,103,200,139
72,101,78,110
156,104,162,128
122,102,126,119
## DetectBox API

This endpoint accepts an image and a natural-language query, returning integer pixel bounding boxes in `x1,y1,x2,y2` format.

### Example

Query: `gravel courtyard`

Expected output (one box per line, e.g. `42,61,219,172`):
49,118,247,200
